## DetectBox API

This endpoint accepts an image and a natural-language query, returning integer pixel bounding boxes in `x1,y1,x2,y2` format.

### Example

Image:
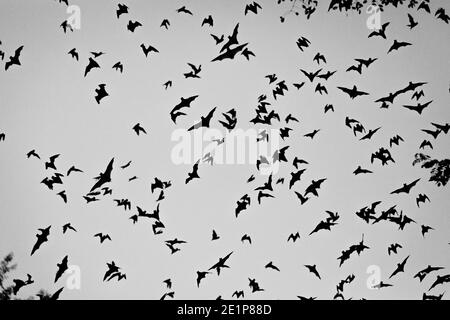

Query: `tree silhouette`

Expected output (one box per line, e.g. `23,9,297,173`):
0,252,17,300
277,0,428,22
0,252,51,300
413,153,450,187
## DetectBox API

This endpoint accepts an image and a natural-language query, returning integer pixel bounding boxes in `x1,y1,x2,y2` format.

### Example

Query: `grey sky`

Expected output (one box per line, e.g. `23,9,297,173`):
0,0,449,299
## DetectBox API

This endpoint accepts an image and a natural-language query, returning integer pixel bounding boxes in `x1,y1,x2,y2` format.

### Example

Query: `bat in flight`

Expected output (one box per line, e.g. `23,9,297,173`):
390,178,420,194
170,95,199,123
188,107,216,131
90,158,114,192
31,226,51,256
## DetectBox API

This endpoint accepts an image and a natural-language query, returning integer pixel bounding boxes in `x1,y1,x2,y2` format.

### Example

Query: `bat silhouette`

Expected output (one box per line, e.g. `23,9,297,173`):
295,192,309,205
201,15,213,27
288,232,301,242
421,225,434,237
140,44,159,57
305,264,321,279
185,160,200,184
407,13,418,29
120,161,131,171
429,274,450,291
57,190,67,203
389,134,404,147
188,107,216,131
94,233,111,243
219,109,237,131
62,223,77,234
315,83,327,95
265,74,277,84
45,154,60,170
304,178,326,197
265,261,280,271
60,20,73,33
285,114,299,124
414,265,444,282
390,178,420,194
170,95,199,123
54,255,68,283
211,230,220,241
184,63,202,79
116,4,128,18
296,36,311,51
249,278,264,292
27,149,40,159
235,194,251,217
313,52,326,65
300,68,322,82
272,146,289,163
241,234,252,244
337,85,369,99
402,100,432,114
419,139,433,150
373,281,393,289
31,226,51,256
212,43,248,62
353,166,373,175
388,243,402,255
112,61,123,73
177,6,193,15
94,84,109,104
430,122,449,134
411,89,424,100
67,165,83,176
83,196,99,203
68,48,78,61
389,256,409,279
289,169,306,189
90,158,114,191
160,19,170,29
368,22,389,39
435,8,450,23
127,20,142,32
416,193,430,207
196,271,210,287
245,2,262,15
103,261,120,281
84,57,100,77
210,33,224,44
360,127,381,141
209,252,233,275
133,123,147,135
309,220,337,235
388,40,412,53
232,290,244,299
421,128,441,139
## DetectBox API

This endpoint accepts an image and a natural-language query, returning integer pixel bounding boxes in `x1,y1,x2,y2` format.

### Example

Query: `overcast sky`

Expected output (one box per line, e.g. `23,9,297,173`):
0,0,449,300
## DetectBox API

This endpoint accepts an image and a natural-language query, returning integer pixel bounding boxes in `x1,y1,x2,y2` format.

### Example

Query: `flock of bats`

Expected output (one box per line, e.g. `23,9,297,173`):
1,0,449,300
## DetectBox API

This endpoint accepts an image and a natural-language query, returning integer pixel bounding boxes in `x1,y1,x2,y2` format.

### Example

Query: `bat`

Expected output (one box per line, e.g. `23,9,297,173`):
54,255,68,283
90,158,114,191
170,95,199,123
390,178,420,194
127,20,142,32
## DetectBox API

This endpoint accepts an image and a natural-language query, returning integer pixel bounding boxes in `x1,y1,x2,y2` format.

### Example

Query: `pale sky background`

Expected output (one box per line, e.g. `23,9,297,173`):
0,0,449,300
